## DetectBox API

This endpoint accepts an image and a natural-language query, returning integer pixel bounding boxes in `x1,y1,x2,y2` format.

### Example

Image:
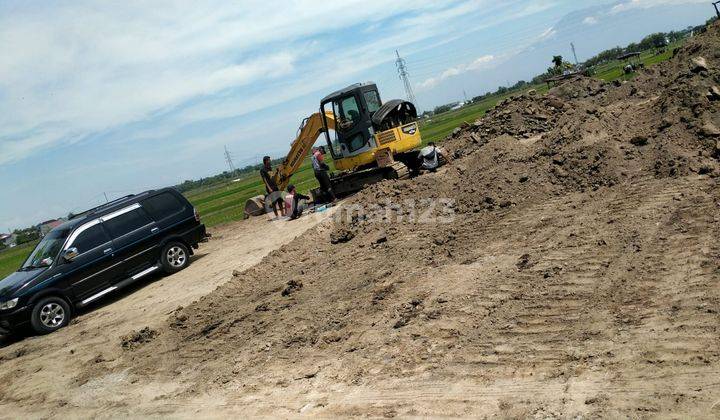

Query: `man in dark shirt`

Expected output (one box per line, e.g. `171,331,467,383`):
260,156,285,218
312,146,336,203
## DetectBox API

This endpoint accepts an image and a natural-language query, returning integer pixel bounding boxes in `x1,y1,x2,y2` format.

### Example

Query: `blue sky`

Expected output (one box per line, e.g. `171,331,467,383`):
0,0,714,229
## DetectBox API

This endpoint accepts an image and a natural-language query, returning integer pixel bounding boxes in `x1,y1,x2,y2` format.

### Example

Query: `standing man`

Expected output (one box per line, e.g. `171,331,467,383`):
312,146,336,203
260,156,285,218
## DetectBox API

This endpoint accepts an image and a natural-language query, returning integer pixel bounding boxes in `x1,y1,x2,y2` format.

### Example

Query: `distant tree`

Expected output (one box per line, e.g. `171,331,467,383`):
583,46,624,67
433,103,456,114
637,33,667,50
15,228,39,245
552,55,563,68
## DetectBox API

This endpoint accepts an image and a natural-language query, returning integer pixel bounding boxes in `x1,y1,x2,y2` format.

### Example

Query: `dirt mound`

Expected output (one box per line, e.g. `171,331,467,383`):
120,327,159,350
107,22,720,416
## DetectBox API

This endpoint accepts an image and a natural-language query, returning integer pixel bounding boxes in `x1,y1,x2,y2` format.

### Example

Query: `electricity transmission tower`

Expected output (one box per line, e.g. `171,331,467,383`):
395,50,416,105
570,42,579,66
224,145,236,173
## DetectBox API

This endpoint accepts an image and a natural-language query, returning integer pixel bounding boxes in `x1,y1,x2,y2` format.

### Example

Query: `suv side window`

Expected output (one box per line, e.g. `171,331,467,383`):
104,209,151,238
73,224,110,254
141,193,185,221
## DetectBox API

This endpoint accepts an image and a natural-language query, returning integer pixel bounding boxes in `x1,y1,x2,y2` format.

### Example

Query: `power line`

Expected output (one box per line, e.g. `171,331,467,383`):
395,50,416,105
406,15,645,75
224,145,236,173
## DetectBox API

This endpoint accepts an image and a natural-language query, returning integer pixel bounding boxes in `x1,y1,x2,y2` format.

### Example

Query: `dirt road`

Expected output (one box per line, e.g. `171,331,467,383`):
0,211,337,418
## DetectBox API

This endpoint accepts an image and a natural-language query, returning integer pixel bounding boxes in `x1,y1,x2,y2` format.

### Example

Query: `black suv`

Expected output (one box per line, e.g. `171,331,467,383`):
0,188,207,336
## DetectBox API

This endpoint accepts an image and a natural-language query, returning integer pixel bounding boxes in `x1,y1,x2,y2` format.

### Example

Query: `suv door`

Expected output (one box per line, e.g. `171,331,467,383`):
62,221,116,302
140,191,190,231
102,204,159,280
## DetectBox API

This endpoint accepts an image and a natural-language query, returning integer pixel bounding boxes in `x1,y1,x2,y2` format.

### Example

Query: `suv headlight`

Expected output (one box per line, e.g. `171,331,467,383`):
0,298,19,311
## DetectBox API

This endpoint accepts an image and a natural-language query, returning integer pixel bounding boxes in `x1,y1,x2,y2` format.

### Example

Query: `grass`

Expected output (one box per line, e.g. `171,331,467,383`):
594,43,681,82
0,242,37,279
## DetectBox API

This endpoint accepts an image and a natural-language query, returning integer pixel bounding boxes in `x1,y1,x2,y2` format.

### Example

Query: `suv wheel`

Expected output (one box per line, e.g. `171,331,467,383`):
30,296,71,335
161,242,190,273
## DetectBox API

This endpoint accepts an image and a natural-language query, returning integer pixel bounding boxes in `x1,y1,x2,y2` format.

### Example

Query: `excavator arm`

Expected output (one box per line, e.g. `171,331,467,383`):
271,111,336,192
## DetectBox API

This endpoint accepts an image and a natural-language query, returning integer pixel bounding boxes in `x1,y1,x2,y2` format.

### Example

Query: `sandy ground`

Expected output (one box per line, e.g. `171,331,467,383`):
0,210,337,418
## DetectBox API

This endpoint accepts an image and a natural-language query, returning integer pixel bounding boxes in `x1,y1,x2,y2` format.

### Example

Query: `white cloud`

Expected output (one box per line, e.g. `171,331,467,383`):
537,26,557,41
418,55,496,90
583,16,599,25
0,0,483,165
118,1,489,130
610,0,708,14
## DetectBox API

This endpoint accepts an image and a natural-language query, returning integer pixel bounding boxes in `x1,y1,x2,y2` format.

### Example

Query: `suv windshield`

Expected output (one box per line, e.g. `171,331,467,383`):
21,228,70,270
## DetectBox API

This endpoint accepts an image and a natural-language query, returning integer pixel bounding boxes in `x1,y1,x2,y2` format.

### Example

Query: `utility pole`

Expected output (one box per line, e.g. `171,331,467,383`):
570,42,579,66
224,145,236,173
714,1,720,18
463,90,468,103
395,50,416,105
103,192,109,203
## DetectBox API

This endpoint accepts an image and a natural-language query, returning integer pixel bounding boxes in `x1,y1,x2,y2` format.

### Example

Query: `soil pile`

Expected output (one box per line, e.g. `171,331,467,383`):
111,22,720,417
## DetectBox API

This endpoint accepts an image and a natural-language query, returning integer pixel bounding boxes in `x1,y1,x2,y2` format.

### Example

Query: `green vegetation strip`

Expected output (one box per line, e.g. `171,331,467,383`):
0,242,37,279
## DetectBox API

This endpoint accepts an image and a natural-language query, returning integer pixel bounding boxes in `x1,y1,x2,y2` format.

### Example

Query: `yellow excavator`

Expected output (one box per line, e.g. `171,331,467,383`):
245,82,427,216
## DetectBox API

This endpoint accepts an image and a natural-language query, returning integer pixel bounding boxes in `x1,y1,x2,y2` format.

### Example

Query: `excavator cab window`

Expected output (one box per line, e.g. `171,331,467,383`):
334,96,361,131
364,90,381,115
324,94,371,155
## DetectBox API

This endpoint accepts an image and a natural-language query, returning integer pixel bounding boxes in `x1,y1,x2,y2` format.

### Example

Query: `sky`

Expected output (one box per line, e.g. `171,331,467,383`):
0,0,715,230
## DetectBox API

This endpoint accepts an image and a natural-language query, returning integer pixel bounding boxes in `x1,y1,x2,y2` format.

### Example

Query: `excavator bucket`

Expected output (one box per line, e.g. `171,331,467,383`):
244,195,266,218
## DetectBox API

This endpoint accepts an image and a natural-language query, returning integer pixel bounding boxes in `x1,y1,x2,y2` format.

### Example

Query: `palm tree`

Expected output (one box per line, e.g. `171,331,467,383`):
552,55,563,68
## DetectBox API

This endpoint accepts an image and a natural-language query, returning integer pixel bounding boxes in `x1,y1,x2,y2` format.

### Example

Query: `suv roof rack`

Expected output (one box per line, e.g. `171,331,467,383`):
70,194,137,220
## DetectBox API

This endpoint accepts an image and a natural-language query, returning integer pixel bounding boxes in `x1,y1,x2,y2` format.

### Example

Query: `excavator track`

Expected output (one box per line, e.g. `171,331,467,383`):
386,162,410,180
327,162,410,198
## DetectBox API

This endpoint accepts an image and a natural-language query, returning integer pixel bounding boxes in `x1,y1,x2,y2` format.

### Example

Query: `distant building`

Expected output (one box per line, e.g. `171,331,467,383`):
450,101,466,111
38,219,65,237
0,233,17,248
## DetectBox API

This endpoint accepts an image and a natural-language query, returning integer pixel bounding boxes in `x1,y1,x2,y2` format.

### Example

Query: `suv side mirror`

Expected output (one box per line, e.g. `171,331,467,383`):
63,247,80,262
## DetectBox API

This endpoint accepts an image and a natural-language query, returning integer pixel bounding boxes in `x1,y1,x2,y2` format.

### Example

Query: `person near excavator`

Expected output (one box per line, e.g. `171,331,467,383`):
312,146,337,203
260,156,285,218
418,142,445,172
285,184,310,220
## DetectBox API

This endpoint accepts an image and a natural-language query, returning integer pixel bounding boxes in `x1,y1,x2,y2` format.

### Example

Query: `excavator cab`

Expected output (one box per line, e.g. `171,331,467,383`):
320,82,421,173
320,82,381,163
